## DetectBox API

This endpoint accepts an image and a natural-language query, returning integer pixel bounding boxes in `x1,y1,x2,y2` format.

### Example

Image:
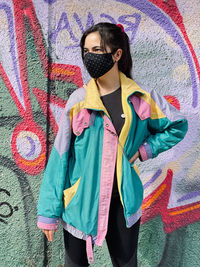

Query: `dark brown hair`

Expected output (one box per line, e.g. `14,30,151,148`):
80,22,132,78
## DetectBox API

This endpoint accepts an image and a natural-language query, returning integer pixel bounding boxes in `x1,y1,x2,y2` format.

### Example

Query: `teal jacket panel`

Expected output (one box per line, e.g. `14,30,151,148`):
37,73,188,238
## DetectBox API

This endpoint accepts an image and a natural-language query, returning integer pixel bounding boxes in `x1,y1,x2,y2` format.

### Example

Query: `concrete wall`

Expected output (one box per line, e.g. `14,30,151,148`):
0,0,200,266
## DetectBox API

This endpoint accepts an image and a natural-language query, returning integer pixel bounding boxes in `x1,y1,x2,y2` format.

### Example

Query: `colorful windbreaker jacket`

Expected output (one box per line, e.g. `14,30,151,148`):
37,72,188,263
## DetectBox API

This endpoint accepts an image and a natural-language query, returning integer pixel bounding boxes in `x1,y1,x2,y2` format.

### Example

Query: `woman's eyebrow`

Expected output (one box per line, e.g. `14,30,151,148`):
92,46,103,49
84,46,103,50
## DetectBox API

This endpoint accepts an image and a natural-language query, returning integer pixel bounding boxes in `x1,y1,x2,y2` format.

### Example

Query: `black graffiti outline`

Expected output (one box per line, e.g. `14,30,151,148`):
0,188,19,224
0,155,44,259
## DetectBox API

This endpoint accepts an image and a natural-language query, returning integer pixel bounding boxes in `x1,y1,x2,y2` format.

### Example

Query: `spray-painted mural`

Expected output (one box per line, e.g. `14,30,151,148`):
0,0,199,266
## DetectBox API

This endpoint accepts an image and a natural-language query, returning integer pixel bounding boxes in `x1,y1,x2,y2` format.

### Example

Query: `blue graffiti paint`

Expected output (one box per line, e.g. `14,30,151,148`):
50,12,78,44
43,0,57,4
116,0,198,107
100,13,117,24
118,13,141,43
50,11,141,50
178,190,200,202
0,3,23,99
73,12,94,34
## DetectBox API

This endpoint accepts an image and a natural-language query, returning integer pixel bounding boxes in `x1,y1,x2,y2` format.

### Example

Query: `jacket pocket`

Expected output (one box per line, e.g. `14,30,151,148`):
63,177,81,209
121,156,143,215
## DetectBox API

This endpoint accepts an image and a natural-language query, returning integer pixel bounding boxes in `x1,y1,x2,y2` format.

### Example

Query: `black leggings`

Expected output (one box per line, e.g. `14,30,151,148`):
63,195,140,267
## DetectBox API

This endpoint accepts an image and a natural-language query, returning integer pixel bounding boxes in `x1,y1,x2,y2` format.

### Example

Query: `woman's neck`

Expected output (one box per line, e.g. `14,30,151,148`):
96,66,121,96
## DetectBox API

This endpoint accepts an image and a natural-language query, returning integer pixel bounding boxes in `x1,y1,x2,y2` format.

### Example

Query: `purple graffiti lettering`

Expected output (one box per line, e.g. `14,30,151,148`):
143,169,162,190
100,13,117,24
116,0,198,108
44,0,57,4
50,11,141,50
26,136,36,157
0,4,23,99
50,12,78,44
177,190,200,202
118,13,141,43
73,12,94,34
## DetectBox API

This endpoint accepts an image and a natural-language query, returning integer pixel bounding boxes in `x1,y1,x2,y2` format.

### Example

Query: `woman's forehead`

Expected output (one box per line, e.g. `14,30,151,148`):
84,32,102,48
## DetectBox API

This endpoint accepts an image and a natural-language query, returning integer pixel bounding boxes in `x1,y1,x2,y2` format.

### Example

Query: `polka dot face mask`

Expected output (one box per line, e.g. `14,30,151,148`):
83,52,115,78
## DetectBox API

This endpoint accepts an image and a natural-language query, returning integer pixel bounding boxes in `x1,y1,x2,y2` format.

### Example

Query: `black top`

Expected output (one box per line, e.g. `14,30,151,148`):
101,87,125,197
101,87,125,136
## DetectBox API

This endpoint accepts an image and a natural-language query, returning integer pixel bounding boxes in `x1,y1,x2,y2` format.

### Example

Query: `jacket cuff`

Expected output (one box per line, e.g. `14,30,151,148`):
139,142,152,161
37,216,59,230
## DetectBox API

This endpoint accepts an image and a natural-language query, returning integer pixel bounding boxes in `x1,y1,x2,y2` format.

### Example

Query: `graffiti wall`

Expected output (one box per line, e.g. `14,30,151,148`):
0,0,199,266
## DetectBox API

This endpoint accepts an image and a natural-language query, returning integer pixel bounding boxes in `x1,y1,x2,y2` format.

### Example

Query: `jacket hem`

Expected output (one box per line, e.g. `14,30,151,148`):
126,207,142,227
61,219,97,243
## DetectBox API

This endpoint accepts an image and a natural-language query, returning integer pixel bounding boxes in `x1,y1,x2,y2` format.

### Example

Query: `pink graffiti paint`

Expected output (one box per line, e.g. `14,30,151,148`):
150,0,200,87
33,87,67,136
164,95,180,110
141,169,200,233
0,0,83,174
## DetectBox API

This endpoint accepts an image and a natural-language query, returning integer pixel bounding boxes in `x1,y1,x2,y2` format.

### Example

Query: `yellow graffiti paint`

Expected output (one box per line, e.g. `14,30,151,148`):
142,184,166,210
169,203,200,216
20,153,45,166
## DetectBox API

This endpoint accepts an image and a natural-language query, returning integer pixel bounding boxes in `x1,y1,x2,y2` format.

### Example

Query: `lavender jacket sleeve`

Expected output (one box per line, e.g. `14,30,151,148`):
139,90,188,161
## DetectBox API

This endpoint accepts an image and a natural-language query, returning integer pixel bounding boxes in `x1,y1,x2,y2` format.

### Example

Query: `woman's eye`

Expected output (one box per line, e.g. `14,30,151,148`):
83,48,104,55
94,48,104,53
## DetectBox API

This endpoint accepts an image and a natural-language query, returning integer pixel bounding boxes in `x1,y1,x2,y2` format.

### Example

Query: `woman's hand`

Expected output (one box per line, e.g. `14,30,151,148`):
42,229,56,242
129,151,140,164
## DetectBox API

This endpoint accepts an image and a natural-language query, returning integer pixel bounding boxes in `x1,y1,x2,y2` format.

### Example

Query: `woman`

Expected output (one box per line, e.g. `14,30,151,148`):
37,23,188,266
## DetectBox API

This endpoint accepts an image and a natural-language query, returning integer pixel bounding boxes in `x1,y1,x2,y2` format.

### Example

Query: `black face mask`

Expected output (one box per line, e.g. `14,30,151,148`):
83,52,115,78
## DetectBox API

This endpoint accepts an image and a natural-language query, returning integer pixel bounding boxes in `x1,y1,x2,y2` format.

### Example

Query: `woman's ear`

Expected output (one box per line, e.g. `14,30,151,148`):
113,48,123,62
